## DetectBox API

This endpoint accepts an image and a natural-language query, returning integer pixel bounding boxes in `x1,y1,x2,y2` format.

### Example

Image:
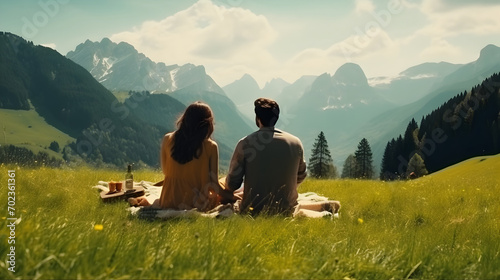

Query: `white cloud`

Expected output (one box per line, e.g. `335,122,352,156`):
355,0,376,14
422,0,499,12
275,0,425,81
283,27,399,81
419,1,500,37
110,0,277,86
420,38,461,59
329,28,397,60
405,0,500,63
104,0,500,86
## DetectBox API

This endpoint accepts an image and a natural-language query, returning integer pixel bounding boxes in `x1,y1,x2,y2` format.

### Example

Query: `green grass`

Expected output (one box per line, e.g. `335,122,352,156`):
0,108,75,159
0,154,499,279
111,91,131,103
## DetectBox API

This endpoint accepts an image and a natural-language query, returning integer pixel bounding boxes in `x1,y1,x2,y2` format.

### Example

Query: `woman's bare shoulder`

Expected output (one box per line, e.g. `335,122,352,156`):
206,138,218,149
162,132,174,145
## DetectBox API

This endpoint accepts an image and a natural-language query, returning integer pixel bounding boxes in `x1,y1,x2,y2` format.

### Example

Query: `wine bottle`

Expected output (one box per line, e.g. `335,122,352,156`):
125,164,134,191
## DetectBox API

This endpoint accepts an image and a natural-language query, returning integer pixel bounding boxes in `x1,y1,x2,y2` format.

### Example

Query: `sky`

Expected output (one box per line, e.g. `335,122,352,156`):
2,0,500,87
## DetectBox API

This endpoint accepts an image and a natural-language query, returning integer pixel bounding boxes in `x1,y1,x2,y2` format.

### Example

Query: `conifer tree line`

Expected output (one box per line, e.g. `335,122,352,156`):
380,73,500,180
0,145,63,167
308,132,375,179
341,138,375,179
308,131,337,178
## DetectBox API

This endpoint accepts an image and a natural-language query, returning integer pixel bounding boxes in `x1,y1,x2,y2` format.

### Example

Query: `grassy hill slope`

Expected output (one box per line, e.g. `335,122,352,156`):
428,154,500,182
0,108,75,159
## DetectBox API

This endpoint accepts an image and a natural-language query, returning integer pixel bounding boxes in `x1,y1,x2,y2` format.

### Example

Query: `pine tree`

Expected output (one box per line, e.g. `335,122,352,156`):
341,154,357,179
407,153,428,178
401,119,419,173
308,131,335,178
394,135,404,173
354,138,374,179
326,162,339,179
49,141,60,153
380,140,394,180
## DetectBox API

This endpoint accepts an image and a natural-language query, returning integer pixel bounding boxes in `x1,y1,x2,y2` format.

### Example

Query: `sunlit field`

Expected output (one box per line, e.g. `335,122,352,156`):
1,154,499,279
0,109,74,160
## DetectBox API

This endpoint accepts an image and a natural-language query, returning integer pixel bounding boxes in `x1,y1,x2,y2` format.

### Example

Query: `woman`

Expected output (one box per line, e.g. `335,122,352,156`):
130,101,234,211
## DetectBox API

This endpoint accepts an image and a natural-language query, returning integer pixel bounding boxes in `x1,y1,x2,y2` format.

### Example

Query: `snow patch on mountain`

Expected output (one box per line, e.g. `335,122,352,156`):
368,76,396,87
99,57,116,81
67,38,217,93
409,74,436,80
169,68,179,91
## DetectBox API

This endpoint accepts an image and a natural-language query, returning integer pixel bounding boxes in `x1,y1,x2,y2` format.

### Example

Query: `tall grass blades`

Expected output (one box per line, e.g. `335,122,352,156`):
0,154,499,279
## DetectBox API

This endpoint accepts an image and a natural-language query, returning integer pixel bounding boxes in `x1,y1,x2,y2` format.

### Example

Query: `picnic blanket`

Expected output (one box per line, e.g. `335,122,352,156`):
93,181,338,219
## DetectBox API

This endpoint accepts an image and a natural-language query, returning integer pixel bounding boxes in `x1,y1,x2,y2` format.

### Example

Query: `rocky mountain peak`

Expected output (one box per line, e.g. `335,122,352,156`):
66,38,219,93
332,63,369,87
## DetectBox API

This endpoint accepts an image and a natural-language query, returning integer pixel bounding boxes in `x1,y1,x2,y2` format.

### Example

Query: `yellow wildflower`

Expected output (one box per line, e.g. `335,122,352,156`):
357,218,364,224
94,224,104,231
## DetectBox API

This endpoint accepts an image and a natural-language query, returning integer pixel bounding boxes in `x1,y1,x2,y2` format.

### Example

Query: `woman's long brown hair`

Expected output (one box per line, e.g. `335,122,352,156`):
171,101,215,164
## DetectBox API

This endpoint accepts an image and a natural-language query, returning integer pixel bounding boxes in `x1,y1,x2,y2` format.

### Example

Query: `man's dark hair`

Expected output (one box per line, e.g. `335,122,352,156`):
254,98,280,127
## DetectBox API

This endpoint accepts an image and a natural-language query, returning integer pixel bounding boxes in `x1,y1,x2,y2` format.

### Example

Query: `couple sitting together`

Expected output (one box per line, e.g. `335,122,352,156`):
130,98,340,217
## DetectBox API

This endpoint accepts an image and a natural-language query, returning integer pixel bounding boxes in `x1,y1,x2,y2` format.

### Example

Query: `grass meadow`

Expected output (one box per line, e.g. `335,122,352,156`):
0,154,499,279
0,108,74,160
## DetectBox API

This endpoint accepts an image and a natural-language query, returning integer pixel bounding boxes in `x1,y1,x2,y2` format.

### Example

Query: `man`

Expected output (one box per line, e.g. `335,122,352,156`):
225,98,307,215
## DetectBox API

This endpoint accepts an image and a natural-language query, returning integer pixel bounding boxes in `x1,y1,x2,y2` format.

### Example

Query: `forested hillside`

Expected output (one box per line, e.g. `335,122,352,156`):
0,32,176,168
381,73,500,179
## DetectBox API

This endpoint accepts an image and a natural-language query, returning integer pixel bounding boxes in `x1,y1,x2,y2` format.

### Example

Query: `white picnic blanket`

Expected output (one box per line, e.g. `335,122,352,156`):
93,181,338,219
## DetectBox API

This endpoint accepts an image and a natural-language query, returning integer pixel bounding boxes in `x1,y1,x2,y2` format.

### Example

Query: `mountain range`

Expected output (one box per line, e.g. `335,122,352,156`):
356,44,500,170
283,63,396,166
0,32,167,167
66,38,207,93
1,31,499,173
222,74,291,122
224,62,396,165
369,61,463,105
220,46,500,171
0,33,245,169
67,38,253,159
